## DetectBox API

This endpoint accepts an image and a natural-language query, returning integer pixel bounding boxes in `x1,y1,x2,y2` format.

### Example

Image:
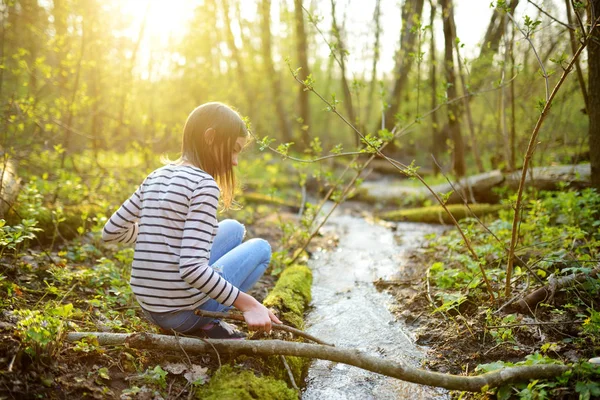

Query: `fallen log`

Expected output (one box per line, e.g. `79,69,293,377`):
508,265,600,314
66,332,569,392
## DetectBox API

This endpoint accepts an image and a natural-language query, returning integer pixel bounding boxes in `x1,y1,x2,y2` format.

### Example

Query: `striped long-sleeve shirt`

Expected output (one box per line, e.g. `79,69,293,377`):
102,164,240,313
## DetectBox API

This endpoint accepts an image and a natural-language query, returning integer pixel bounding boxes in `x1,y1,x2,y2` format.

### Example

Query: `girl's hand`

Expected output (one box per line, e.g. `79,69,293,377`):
233,292,282,334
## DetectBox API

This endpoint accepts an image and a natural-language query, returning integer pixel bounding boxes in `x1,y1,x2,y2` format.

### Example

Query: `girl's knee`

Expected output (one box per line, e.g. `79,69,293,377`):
219,219,246,241
247,238,271,263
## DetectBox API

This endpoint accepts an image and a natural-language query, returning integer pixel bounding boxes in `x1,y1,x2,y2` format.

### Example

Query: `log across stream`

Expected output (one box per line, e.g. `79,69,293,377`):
302,206,449,399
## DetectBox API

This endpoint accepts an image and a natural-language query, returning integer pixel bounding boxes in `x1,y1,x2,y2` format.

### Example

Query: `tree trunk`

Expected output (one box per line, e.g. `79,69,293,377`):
429,0,441,175
378,0,425,139
294,0,311,148
365,0,382,131
260,0,293,144
221,0,254,117
589,0,600,189
330,0,357,144
452,7,484,173
440,0,465,177
565,0,588,112
470,0,520,91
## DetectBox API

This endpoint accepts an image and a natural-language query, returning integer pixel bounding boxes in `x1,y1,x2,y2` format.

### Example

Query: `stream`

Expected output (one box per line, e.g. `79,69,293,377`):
301,206,449,399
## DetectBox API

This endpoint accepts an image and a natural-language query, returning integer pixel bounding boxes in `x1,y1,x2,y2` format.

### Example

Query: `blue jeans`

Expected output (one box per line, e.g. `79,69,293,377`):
144,219,271,335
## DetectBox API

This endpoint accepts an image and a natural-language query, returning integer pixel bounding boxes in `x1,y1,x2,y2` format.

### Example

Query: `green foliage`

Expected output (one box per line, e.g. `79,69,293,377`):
477,358,600,400
14,304,74,360
0,218,41,257
140,366,168,389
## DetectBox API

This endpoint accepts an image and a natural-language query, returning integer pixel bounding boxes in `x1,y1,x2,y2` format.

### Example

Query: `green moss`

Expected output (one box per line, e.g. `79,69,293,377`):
194,366,297,400
378,203,506,224
263,265,312,328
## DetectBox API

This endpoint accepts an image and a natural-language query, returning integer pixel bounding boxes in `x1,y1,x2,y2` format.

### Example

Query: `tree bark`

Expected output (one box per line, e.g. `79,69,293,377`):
378,0,425,137
260,0,293,144
220,0,254,117
470,0,520,91
589,0,600,189
452,7,484,173
66,332,569,392
365,0,382,131
330,0,357,144
565,0,588,112
508,266,600,314
294,0,311,147
429,0,441,175
440,0,465,177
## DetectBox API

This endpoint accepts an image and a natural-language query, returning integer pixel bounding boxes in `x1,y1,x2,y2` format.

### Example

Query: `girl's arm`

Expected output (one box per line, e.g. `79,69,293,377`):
102,185,142,244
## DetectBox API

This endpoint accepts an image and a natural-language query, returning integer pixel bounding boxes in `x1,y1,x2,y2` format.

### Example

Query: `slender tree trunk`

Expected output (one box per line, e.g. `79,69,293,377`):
590,0,600,189
566,0,589,113
365,0,382,131
452,9,484,173
259,0,293,144
294,0,311,147
330,0,357,144
429,0,441,175
509,24,517,171
378,0,425,140
499,17,512,172
471,0,520,90
221,0,254,115
440,0,465,177
59,19,86,169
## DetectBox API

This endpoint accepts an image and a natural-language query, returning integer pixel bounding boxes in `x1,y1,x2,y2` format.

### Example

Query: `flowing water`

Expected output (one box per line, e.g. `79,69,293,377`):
302,207,449,399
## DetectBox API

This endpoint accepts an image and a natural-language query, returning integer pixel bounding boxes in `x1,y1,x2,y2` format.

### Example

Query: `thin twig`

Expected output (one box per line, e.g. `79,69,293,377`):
280,355,299,390
505,11,550,101
526,0,574,30
172,330,193,367
199,337,221,370
194,310,334,346
486,320,584,329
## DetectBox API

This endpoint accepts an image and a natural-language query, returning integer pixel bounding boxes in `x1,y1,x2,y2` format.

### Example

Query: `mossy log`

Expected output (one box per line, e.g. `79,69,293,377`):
241,192,300,210
261,264,314,385
263,265,312,329
378,204,506,224
0,158,21,218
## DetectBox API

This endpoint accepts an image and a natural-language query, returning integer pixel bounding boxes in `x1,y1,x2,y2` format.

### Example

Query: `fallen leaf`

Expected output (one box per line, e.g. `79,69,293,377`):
183,365,208,384
163,363,186,375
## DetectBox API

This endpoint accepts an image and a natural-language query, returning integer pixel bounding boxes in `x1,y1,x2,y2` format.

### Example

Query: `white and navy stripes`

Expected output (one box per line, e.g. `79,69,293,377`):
102,165,240,313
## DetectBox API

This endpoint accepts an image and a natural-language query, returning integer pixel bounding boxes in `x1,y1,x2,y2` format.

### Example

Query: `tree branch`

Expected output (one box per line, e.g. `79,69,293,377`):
194,310,333,346
66,332,569,392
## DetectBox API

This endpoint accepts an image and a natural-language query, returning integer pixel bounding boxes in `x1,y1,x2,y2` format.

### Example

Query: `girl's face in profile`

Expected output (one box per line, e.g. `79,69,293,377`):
231,137,246,167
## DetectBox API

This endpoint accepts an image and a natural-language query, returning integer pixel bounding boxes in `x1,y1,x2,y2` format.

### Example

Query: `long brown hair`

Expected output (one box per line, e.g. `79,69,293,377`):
178,102,247,209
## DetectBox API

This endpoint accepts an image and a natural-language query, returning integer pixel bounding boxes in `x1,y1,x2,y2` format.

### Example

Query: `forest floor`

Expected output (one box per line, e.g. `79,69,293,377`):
1,191,598,399
375,239,597,399
0,210,336,399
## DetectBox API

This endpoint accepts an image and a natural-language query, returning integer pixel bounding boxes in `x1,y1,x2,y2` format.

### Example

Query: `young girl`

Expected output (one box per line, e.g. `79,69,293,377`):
102,102,281,339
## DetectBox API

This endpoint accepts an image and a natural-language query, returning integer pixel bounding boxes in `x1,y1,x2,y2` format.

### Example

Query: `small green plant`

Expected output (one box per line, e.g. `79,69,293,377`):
15,303,74,360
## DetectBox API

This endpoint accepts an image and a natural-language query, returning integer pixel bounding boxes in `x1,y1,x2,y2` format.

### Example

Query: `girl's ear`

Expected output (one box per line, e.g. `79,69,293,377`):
204,128,216,145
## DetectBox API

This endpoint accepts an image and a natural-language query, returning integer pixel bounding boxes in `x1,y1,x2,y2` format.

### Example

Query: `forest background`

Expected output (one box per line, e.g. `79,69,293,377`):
1,0,600,398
